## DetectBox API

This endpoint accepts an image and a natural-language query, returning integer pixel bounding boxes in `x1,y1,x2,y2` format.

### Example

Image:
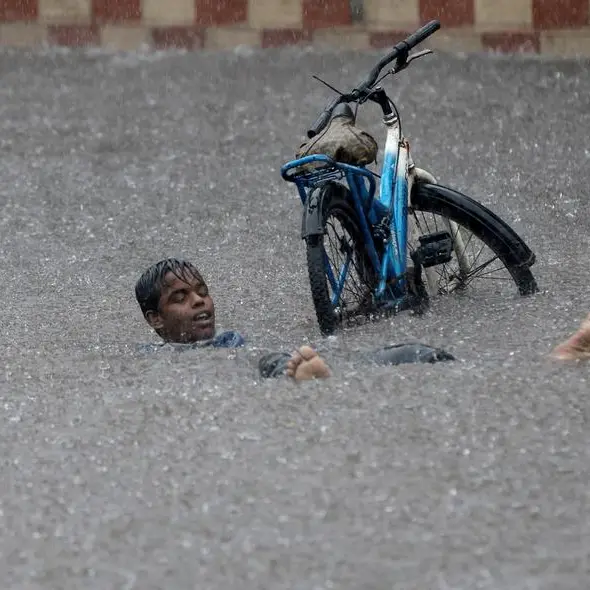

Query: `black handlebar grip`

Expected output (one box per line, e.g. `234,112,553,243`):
307,109,332,138
403,19,440,51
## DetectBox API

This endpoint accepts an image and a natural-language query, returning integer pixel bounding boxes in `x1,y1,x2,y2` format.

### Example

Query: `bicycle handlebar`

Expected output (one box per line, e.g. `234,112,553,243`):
306,20,441,138
306,95,344,139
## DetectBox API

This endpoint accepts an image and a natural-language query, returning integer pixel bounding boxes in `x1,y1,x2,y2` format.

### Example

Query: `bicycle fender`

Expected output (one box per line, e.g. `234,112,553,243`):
301,182,347,240
411,182,536,268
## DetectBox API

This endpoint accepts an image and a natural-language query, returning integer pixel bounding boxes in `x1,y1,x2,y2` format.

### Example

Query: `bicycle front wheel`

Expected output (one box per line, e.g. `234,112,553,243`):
409,182,538,299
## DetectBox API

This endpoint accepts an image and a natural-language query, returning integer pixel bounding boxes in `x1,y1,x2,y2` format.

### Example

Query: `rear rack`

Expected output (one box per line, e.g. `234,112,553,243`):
281,154,377,192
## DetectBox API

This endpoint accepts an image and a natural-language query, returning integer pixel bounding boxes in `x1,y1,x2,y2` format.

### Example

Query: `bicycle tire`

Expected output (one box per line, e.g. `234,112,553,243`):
305,185,375,336
410,182,538,296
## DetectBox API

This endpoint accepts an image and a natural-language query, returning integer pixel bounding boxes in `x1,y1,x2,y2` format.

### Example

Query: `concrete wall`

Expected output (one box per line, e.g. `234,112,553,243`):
0,0,588,55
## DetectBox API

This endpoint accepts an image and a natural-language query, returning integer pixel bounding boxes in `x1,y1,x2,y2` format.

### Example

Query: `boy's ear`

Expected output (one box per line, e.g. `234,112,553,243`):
145,310,164,331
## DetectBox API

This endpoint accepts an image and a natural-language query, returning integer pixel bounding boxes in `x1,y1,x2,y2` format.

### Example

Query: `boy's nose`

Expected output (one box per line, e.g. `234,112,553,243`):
189,291,205,306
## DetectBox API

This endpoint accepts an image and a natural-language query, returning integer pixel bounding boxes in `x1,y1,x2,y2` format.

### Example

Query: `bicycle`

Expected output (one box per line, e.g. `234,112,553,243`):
280,20,538,336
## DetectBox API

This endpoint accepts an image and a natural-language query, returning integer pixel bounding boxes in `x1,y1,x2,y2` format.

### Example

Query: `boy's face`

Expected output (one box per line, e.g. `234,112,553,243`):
146,271,216,343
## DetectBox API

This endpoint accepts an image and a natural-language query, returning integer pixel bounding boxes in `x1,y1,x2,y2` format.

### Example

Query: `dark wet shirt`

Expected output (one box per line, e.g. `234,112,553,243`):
137,330,246,354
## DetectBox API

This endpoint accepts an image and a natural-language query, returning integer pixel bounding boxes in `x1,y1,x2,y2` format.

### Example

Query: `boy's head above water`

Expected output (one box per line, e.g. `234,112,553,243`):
135,258,216,343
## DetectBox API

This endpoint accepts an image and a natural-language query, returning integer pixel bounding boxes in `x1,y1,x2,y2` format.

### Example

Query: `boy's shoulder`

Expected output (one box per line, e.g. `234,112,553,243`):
208,330,246,348
137,329,246,353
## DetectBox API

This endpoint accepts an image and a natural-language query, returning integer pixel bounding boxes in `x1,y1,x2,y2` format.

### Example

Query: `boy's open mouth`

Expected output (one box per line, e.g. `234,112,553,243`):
193,312,212,323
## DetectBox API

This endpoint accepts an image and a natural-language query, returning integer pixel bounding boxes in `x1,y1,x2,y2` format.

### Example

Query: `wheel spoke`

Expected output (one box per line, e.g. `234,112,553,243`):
321,210,374,317
409,209,525,297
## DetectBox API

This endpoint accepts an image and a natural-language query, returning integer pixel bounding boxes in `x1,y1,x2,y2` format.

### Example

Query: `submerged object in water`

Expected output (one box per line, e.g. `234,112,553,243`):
367,342,455,366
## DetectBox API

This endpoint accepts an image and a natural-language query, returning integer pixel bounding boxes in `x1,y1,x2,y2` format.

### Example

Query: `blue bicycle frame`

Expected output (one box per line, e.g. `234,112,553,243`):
281,113,412,307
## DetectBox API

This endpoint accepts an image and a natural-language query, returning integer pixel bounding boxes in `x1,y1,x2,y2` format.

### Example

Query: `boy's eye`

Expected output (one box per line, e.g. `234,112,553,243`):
197,285,209,297
171,291,186,303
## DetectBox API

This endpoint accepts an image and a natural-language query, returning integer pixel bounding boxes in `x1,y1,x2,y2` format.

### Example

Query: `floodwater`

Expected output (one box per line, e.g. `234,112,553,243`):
0,44,589,589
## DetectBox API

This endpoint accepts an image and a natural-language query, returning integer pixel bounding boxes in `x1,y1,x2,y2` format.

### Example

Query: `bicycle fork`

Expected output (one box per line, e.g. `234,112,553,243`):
375,113,411,298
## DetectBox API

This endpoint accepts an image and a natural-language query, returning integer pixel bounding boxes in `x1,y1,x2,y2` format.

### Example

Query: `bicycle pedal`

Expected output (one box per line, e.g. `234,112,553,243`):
413,230,453,268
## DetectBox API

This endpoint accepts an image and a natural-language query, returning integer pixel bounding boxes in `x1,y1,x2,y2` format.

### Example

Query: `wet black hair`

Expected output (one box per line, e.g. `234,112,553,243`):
135,258,205,317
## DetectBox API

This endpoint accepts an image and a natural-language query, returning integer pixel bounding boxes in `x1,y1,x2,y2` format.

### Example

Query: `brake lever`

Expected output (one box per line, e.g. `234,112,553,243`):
407,48,433,63
389,48,433,76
